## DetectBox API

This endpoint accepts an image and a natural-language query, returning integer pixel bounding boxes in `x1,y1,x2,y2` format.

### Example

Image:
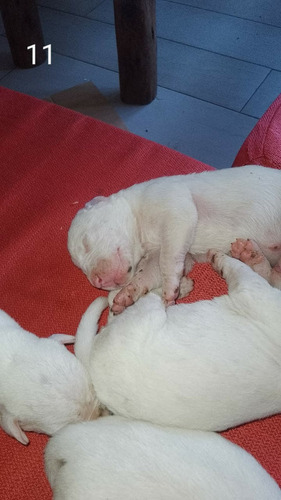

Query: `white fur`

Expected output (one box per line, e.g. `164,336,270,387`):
45,415,281,500
75,252,281,431
68,165,281,302
0,310,100,445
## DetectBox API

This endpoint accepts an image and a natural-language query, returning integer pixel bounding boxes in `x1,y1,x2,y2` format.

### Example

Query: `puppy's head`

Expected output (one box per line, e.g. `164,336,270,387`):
68,195,143,290
19,340,102,437
2,337,103,445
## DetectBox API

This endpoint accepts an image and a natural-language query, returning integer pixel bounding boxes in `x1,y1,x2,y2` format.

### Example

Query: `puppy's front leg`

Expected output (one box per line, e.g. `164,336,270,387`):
160,209,197,306
111,249,162,314
111,249,194,314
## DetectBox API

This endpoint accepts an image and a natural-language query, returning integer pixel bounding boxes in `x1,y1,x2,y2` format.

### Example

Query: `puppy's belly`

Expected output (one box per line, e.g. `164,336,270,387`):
260,242,281,265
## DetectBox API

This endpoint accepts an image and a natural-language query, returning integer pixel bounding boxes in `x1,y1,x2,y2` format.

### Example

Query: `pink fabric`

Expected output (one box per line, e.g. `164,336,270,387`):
0,87,280,498
233,94,281,168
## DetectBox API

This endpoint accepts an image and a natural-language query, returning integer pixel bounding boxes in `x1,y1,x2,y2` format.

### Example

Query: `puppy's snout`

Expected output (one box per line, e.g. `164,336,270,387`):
89,264,133,290
89,272,114,289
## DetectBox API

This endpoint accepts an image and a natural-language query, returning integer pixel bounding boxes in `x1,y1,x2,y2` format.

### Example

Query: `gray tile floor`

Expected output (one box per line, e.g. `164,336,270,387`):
1,0,281,168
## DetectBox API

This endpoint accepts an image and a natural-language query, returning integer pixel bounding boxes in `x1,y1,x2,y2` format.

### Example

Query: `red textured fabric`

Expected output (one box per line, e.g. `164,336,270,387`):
233,93,281,169
0,87,280,498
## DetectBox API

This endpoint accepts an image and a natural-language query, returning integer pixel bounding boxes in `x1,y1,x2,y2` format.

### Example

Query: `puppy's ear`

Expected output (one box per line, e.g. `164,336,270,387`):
84,196,106,211
0,406,29,445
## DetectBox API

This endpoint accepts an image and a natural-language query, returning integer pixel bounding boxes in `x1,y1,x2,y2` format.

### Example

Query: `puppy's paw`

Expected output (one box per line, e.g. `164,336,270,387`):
231,238,263,266
163,285,180,307
207,250,226,276
111,283,144,314
110,303,126,315
207,249,223,264
178,276,194,298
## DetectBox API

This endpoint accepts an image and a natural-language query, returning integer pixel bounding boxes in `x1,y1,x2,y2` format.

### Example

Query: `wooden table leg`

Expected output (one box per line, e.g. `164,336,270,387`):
1,0,46,68
113,0,157,105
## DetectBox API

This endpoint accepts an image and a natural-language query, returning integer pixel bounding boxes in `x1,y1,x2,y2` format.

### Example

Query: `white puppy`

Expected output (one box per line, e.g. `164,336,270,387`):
74,250,281,431
0,310,101,445
45,415,281,500
68,165,281,312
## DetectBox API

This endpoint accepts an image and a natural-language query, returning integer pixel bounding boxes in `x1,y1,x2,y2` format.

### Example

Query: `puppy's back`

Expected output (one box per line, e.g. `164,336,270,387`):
45,416,281,500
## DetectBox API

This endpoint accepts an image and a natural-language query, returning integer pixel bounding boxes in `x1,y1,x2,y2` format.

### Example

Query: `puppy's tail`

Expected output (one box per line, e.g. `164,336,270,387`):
74,297,108,370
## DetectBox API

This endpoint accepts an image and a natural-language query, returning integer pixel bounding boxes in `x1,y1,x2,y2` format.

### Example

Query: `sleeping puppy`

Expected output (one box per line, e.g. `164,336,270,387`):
68,165,281,312
45,416,281,500
74,247,281,432
0,310,102,445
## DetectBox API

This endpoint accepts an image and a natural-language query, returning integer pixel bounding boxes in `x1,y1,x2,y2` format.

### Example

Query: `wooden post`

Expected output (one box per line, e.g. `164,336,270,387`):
113,0,157,105
1,0,46,68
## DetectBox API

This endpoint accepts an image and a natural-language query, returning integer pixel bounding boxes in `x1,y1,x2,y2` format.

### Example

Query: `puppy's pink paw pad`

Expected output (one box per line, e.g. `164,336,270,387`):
110,303,126,315
163,287,179,307
111,283,141,314
231,239,263,265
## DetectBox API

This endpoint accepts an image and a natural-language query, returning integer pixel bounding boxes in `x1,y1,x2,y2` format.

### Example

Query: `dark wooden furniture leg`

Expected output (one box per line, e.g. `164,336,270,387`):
113,0,157,105
1,0,46,68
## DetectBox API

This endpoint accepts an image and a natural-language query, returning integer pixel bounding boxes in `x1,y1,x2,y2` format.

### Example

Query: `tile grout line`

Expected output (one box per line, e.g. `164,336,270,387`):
157,35,277,72
164,0,281,30
239,70,273,114
36,6,281,72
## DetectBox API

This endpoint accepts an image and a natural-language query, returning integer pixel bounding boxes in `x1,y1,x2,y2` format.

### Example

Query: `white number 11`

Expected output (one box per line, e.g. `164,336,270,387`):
27,44,52,65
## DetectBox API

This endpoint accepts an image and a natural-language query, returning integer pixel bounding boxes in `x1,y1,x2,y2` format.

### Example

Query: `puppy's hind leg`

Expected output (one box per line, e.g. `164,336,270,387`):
209,248,281,326
231,238,281,290
230,239,272,282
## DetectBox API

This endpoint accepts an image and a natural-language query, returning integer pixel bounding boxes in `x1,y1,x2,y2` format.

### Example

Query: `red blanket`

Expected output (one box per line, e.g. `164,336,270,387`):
0,87,280,499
